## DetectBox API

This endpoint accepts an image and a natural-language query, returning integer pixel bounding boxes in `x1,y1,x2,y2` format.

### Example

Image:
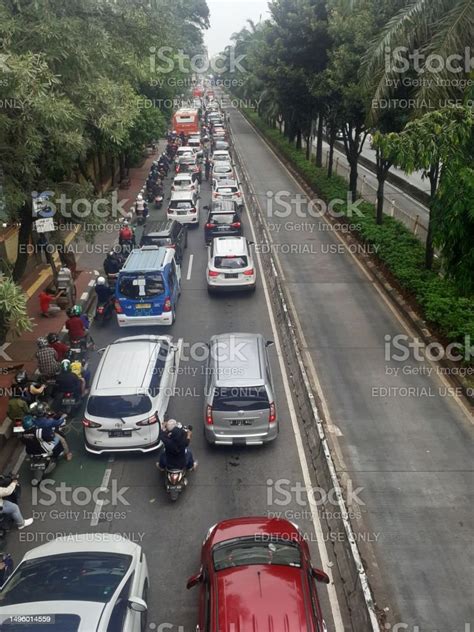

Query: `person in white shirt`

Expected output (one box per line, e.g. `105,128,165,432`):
0,478,33,530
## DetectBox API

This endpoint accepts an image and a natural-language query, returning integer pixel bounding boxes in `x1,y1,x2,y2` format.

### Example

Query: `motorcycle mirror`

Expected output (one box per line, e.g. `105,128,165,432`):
265,340,274,347
128,597,147,613
186,571,203,590
312,567,330,584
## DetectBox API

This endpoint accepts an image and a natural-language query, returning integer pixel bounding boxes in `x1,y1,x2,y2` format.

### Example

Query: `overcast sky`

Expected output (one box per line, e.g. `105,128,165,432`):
205,0,271,56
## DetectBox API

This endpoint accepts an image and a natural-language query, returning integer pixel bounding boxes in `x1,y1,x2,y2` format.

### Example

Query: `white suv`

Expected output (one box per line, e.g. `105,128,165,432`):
207,236,256,293
212,178,243,208
83,335,179,454
172,173,200,194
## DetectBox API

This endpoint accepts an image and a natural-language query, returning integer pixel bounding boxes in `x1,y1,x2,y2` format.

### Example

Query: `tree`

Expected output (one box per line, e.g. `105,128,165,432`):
0,278,32,345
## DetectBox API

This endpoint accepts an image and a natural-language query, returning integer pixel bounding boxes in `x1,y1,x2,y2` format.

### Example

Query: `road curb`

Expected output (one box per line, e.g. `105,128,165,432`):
241,110,473,413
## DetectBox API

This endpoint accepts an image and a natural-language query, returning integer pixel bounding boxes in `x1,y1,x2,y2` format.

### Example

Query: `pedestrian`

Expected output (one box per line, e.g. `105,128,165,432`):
39,287,63,318
0,477,33,530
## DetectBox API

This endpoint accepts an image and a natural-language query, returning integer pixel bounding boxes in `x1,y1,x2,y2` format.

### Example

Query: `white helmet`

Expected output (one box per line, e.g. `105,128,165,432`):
165,419,177,432
122,219,129,226
96,276,106,285
137,193,143,201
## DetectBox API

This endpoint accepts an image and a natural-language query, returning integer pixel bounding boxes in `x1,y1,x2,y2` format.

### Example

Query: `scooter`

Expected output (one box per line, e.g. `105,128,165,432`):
95,298,115,325
23,435,66,486
162,425,194,502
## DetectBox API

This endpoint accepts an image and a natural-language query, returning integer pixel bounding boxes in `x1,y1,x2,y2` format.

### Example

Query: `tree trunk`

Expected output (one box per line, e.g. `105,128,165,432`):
305,135,311,160
296,129,302,150
349,157,358,203
315,115,324,167
425,162,439,269
327,128,335,178
375,149,392,225
12,201,34,282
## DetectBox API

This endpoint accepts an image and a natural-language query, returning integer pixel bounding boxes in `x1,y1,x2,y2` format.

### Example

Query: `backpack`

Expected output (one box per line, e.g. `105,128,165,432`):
120,227,132,241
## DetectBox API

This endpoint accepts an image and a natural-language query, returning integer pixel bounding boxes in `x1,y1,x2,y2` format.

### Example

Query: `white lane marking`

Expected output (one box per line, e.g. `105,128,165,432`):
80,292,88,301
240,170,345,631
186,254,194,280
90,468,112,527
242,113,473,425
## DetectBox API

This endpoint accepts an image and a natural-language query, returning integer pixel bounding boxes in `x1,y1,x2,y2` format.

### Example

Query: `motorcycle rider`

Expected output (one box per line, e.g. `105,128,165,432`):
52,359,83,403
0,477,33,530
94,276,115,320
65,307,87,345
22,412,72,462
36,337,60,379
47,333,69,362
156,419,197,472
7,386,29,425
205,157,211,181
103,251,122,277
135,193,148,220
119,220,136,251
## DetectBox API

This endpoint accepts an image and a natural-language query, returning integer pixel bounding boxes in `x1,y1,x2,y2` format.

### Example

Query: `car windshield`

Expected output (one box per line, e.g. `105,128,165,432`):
213,539,301,571
214,256,248,269
218,187,238,194
214,164,231,172
87,394,152,417
118,273,165,299
209,214,237,225
0,553,131,604
212,386,269,411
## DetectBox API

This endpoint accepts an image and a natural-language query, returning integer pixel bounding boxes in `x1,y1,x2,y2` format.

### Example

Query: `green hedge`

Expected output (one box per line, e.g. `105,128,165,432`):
243,108,474,349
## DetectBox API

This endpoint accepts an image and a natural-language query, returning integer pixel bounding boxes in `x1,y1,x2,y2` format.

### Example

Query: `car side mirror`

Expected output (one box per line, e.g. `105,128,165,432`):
128,597,148,612
248,241,254,246
265,340,274,347
312,567,330,584
97,347,106,354
186,571,203,589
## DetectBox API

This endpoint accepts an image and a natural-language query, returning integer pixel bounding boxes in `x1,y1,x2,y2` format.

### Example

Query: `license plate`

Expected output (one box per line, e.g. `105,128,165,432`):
136,303,151,309
225,273,238,279
177,210,187,215
108,430,132,438
62,398,75,405
230,419,252,426
13,427,24,434
31,462,46,470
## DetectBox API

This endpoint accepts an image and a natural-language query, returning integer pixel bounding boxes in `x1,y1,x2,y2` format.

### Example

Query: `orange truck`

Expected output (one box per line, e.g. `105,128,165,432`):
172,108,200,135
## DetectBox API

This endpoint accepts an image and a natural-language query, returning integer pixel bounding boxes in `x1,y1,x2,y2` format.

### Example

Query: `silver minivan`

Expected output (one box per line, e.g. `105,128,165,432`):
203,333,278,445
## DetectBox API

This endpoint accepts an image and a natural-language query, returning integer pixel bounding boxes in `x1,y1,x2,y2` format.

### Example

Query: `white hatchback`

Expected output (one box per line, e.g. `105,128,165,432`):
0,534,149,632
83,335,179,454
207,236,256,293
172,173,200,194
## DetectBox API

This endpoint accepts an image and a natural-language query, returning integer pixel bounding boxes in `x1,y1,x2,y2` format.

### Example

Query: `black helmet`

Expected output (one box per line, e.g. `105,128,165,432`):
66,307,73,317
47,333,59,344
14,370,28,385
29,402,47,417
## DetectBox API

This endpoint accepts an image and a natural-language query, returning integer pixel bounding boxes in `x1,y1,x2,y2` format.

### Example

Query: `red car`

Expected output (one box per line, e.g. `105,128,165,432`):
187,516,330,631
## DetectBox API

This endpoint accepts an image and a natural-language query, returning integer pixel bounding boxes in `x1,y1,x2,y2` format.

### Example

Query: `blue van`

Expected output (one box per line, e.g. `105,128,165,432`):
115,246,181,327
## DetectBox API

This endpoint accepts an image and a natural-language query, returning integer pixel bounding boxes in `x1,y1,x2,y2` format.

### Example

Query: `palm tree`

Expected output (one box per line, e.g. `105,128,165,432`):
364,0,474,109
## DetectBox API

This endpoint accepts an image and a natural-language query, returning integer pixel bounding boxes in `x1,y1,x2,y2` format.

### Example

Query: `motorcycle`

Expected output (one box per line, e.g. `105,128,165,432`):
154,195,163,209
95,298,115,325
23,425,67,486
162,425,194,502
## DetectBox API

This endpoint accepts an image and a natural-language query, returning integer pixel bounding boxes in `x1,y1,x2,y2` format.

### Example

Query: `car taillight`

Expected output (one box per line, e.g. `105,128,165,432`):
206,223,216,229
208,270,219,277
214,193,220,197
137,415,159,426
114,300,122,313
82,418,102,428
206,405,213,425
269,402,276,423
163,297,172,312
169,472,183,484
231,222,241,228
236,192,241,197
97,306,104,314
243,268,254,276
190,208,197,213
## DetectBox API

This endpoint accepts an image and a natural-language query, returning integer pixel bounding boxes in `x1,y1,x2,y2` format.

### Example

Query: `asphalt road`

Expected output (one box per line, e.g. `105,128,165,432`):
230,107,474,630
9,159,349,630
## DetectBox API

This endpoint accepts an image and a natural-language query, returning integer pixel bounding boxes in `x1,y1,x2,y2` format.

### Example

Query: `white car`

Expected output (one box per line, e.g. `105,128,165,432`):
212,161,235,182
83,335,178,454
212,178,243,207
167,190,200,225
172,173,200,194
211,150,232,164
0,534,149,632
207,236,256,293
176,146,195,160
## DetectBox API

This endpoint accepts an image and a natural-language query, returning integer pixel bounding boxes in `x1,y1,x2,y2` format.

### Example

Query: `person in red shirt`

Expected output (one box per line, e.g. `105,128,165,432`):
39,288,63,318
47,333,69,361
65,309,86,342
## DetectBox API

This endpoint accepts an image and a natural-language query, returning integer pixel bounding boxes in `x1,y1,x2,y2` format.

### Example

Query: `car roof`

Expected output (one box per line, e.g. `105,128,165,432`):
214,162,232,169
209,333,264,385
211,200,238,212
174,173,193,180
216,179,237,187
170,190,195,200
212,236,247,256
92,336,172,393
121,246,172,272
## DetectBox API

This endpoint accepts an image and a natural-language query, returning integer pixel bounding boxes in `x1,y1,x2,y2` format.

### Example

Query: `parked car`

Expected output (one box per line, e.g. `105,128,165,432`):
207,236,256,293
83,335,178,453
212,178,243,207
0,533,150,632
140,220,188,264
203,333,274,445
187,516,330,631
204,208,242,244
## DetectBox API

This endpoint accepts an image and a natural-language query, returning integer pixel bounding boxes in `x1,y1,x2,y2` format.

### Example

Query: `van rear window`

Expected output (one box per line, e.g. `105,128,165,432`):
212,387,269,411
118,273,165,299
87,394,152,417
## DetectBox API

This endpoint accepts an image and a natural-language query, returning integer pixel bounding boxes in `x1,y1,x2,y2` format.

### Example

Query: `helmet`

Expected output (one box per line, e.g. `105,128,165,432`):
96,276,106,286
165,419,177,432
29,402,47,417
47,333,59,344
14,370,27,385
137,194,143,202
66,307,74,317
71,305,82,316
22,416,36,431
60,359,71,373
152,160,158,167
122,219,129,227
36,337,49,349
